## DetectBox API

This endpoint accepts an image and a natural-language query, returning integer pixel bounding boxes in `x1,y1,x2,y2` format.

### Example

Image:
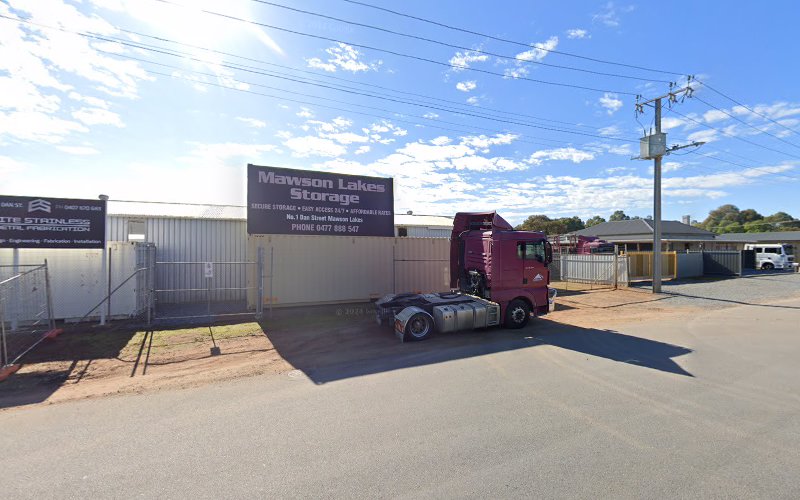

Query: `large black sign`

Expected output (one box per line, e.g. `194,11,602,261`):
0,195,106,249
247,164,394,236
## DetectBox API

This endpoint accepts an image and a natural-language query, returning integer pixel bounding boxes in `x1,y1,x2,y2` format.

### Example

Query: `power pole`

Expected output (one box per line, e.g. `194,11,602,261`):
635,79,703,293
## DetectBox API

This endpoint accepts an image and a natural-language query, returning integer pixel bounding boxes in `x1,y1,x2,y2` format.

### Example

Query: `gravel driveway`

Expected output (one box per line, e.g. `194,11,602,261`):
631,270,800,309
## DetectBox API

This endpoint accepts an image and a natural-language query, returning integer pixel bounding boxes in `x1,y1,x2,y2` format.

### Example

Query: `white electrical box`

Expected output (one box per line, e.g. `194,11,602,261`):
640,133,667,159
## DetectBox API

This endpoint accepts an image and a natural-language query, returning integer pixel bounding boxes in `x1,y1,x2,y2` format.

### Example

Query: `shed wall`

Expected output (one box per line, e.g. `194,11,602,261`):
248,235,450,307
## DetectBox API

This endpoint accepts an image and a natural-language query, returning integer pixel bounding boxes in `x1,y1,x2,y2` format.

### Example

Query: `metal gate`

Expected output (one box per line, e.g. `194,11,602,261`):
149,248,264,324
557,254,628,289
0,262,54,368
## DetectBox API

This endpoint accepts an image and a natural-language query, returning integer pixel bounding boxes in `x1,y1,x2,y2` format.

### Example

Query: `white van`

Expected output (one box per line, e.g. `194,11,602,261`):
745,243,795,270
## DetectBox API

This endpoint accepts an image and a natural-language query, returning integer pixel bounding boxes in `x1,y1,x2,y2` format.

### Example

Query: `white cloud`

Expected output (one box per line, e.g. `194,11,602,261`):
702,109,729,123
354,145,370,155
0,156,28,180
566,29,590,39
687,129,719,144
296,107,314,118
422,112,439,119
456,80,477,92
592,2,635,28
599,92,623,115
0,110,88,143
504,36,559,79
183,142,278,164
516,36,559,62
323,132,370,145
284,136,347,158
460,133,517,149
598,125,621,137
306,43,381,73
466,96,481,106
527,147,595,165
72,107,124,127
57,145,99,155
236,117,266,128
448,49,489,71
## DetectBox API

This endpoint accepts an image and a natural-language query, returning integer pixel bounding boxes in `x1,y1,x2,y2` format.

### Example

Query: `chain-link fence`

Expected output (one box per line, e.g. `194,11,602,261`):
0,262,54,367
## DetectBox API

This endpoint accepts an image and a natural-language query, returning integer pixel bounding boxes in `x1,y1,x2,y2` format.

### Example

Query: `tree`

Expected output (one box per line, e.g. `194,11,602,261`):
585,215,606,227
561,216,585,232
516,215,585,235
609,210,630,221
700,205,797,234
701,204,740,233
764,211,800,230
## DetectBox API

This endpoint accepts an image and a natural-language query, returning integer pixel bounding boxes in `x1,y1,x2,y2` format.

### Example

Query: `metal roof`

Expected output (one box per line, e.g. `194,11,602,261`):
108,201,454,227
716,231,800,243
572,219,716,240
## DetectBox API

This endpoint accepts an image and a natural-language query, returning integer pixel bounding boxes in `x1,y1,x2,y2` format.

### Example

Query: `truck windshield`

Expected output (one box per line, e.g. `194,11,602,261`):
783,245,794,256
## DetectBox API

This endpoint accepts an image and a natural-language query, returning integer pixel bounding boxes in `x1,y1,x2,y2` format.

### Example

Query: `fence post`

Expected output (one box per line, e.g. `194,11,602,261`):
269,246,274,319
256,246,264,320
107,246,113,320
11,248,19,331
100,243,107,325
613,246,619,290
44,259,55,331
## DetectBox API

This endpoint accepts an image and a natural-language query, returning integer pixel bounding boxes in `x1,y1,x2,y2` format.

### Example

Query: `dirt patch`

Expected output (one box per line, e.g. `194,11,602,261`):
0,293,698,410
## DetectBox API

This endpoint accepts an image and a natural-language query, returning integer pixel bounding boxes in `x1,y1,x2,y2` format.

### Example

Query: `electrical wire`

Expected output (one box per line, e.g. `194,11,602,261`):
692,95,800,151
247,0,670,83
150,0,640,96
2,14,638,144
696,81,800,136
667,108,800,161
34,17,606,131
338,0,685,76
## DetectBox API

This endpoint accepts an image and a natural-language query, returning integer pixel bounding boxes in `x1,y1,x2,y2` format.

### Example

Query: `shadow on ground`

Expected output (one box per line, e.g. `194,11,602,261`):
1,303,695,408
260,303,694,384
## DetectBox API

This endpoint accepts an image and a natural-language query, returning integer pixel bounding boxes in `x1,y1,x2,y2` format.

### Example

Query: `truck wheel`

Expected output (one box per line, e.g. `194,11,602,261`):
504,299,530,329
762,262,774,270
405,312,433,341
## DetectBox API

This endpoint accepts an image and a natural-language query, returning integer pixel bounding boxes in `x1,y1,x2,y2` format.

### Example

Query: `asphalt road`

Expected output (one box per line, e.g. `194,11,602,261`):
2,299,800,499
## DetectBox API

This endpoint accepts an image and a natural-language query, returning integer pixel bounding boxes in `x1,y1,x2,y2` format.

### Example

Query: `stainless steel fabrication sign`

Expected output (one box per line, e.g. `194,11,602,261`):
247,164,394,236
0,195,106,249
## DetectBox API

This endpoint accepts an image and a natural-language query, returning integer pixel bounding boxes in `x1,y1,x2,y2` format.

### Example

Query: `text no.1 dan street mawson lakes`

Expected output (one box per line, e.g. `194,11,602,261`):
247,164,394,237
0,195,106,249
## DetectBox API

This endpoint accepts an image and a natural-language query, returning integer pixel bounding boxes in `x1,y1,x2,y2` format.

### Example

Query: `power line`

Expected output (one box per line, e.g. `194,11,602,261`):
692,95,800,151
58,19,606,131
687,150,800,183
2,14,637,144
338,0,685,76
151,0,639,96
248,0,670,84
696,81,800,136
668,108,800,161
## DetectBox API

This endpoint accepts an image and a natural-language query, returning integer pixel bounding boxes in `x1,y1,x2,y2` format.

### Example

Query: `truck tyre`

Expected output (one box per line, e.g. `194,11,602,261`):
504,299,530,329
405,312,434,341
762,262,774,270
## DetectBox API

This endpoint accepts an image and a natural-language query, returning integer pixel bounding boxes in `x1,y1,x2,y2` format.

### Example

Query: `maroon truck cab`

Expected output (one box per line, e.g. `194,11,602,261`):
450,212,554,324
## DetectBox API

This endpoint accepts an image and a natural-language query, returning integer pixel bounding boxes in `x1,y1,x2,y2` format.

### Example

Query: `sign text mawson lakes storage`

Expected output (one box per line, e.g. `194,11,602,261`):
0,195,106,249
247,164,394,236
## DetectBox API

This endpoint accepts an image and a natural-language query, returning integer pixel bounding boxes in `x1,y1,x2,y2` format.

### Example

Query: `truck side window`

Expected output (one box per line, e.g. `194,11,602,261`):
517,242,546,262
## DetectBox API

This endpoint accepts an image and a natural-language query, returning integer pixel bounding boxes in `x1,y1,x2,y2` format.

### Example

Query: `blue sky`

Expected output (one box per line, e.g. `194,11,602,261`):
1,0,799,225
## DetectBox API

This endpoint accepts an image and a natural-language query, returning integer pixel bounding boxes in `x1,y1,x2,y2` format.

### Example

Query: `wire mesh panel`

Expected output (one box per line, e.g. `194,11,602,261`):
151,252,263,324
0,263,54,367
557,254,628,288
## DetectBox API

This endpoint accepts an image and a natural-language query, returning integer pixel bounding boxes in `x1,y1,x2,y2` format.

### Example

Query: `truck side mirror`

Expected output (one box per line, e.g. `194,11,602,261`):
544,242,553,264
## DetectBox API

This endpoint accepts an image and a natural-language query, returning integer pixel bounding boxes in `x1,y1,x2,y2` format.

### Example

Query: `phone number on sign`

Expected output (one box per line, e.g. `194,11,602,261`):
291,224,360,232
